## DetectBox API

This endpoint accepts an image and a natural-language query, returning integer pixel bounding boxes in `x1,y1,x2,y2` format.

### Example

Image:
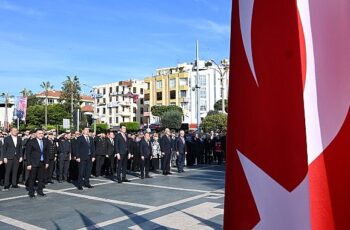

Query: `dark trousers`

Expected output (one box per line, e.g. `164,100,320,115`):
105,155,115,175
28,162,45,195
151,157,159,171
162,152,171,173
132,155,140,172
59,157,70,180
46,159,55,182
177,153,185,172
216,151,223,165
69,159,78,181
78,158,92,187
140,157,150,177
117,154,128,180
4,158,20,187
95,155,105,177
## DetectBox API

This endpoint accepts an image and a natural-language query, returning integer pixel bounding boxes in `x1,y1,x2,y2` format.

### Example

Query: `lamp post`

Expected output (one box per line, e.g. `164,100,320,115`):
209,59,229,113
82,83,100,134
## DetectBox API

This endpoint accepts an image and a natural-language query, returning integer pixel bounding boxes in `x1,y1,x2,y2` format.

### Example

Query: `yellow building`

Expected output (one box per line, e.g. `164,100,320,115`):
143,64,191,124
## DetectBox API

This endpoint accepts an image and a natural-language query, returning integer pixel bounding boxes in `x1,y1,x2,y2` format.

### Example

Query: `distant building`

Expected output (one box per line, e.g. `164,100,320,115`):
0,99,15,131
144,59,229,129
35,90,94,113
94,80,147,128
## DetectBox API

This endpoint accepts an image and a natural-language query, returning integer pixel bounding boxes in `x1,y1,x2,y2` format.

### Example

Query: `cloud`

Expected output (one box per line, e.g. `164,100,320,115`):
195,19,230,36
0,0,43,16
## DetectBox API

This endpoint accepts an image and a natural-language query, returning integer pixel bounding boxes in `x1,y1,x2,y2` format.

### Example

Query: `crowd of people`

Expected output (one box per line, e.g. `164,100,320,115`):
0,126,226,198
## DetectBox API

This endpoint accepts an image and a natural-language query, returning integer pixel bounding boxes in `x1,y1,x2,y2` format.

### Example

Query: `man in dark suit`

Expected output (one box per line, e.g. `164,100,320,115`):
76,127,95,190
58,133,71,182
69,131,80,182
140,132,152,179
105,131,116,177
175,130,187,173
46,132,57,184
115,125,131,183
94,133,107,177
160,128,172,175
2,128,23,191
26,129,49,198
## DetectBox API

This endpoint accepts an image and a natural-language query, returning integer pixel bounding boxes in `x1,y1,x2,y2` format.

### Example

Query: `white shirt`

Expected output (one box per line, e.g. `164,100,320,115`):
11,135,17,147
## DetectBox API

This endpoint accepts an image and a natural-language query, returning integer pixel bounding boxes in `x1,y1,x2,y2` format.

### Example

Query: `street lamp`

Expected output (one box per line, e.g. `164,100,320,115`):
207,59,230,113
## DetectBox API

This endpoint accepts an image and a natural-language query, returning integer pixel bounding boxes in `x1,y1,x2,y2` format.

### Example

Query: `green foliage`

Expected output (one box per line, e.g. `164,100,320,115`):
96,123,109,134
207,110,220,116
151,105,183,117
27,95,42,107
120,122,140,132
160,110,183,130
201,113,227,133
60,76,82,113
26,104,70,127
214,99,228,112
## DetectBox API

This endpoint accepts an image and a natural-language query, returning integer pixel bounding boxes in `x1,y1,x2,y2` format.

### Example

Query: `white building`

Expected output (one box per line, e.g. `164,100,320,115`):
0,99,15,131
94,80,147,128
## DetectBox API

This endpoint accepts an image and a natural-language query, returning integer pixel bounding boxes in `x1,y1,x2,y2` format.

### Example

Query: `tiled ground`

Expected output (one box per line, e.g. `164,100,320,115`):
0,165,225,230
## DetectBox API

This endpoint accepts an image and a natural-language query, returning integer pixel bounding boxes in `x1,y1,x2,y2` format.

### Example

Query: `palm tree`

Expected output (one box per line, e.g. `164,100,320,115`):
61,76,81,130
40,81,54,129
20,88,33,97
0,93,14,131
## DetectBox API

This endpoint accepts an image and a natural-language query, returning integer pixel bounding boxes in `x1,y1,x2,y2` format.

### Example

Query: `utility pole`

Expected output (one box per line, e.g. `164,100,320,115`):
196,40,201,130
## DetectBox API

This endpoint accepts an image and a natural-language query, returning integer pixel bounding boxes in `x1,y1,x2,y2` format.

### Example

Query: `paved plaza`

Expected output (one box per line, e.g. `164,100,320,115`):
0,165,225,230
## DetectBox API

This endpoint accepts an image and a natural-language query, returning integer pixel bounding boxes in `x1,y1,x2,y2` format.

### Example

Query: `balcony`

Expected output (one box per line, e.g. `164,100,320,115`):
119,111,131,117
180,97,190,103
179,85,189,91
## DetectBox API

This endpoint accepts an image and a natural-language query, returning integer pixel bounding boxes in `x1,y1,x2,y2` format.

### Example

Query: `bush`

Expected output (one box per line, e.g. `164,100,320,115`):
151,105,183,117
120,122,140,133
160,110,183,130
96,123,109,134
201,113,227,133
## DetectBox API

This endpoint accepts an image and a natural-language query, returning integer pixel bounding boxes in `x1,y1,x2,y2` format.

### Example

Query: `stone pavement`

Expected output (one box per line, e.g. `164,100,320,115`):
0,164,225,230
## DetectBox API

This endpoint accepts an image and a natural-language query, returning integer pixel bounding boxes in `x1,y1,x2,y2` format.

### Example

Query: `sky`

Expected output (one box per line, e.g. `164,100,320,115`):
0,0,232,97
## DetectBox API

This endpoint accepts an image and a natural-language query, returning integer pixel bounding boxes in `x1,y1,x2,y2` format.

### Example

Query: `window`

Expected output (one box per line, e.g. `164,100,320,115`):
199,75,206,87
140,88,144,94
133,107,137,113
169,79,176,88
115,117,119,123
109,117,112,124
140,107,144,114
200,100,206,111
103,98,106,103
180,90,187,98
103,88,106,94
133,87,136,93
140,98,144,104
109,108,112,115
200,88,206,98
144,94,150,101
170,90,176,100
156,80,162,89
103,108,106,114
97,108,100,113
146,83,150,90
97,89,100,94
109,87,112,93
179,78,188,86
116,86,119,92
109,97,112,102
157,92,162,100
133,117,136,122
115,107,118,113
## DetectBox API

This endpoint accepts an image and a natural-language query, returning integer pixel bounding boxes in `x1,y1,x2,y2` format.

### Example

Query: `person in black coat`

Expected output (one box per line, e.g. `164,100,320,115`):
69,131,79,181
105,131,116,177
45,132,57,184
160,128,172,175
2,128,23,190
140,132,152,179
58,133,71,182
175,130,187,173
114,125,131,183
76,128,95,190
94,133,107,177
26,129,49,198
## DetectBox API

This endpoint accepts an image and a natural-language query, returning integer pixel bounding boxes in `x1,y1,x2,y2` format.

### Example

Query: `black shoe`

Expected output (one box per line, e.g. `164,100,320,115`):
145,175,152,178
122,179,131,182
48,180,54,184
37,191,46,197
140,176,144,179
2,187,9,191
29,193,35,198
12,185,19,188
167,172,172,175
84,184,94,188
78,186,83,190
117,180,122,184
181,170,185,173
162,172,167,175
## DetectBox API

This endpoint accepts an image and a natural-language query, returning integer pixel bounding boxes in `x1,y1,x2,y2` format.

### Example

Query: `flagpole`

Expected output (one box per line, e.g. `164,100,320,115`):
196,40,201,131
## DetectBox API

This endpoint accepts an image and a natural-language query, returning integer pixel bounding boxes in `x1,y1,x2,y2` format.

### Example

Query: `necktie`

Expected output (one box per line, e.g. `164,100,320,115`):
111,138,114,146
39,140,44,161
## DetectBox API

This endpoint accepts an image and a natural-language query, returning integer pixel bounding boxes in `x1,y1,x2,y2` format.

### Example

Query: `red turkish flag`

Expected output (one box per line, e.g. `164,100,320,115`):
224,0,350,229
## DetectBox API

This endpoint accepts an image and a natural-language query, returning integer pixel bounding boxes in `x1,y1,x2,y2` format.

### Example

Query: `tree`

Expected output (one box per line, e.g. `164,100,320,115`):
20,88,32,97
160,110,183,130
214,99,228,113
207,110,220,116
40,81,54,128
96,123,109,134
151,105,183,117
120,122,140,132
60,76,81,130
201,113,227,133
26,104,69,128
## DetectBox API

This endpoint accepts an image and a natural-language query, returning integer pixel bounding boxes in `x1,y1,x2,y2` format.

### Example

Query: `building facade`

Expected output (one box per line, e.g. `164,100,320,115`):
94,80,147,128
144,59,229,129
